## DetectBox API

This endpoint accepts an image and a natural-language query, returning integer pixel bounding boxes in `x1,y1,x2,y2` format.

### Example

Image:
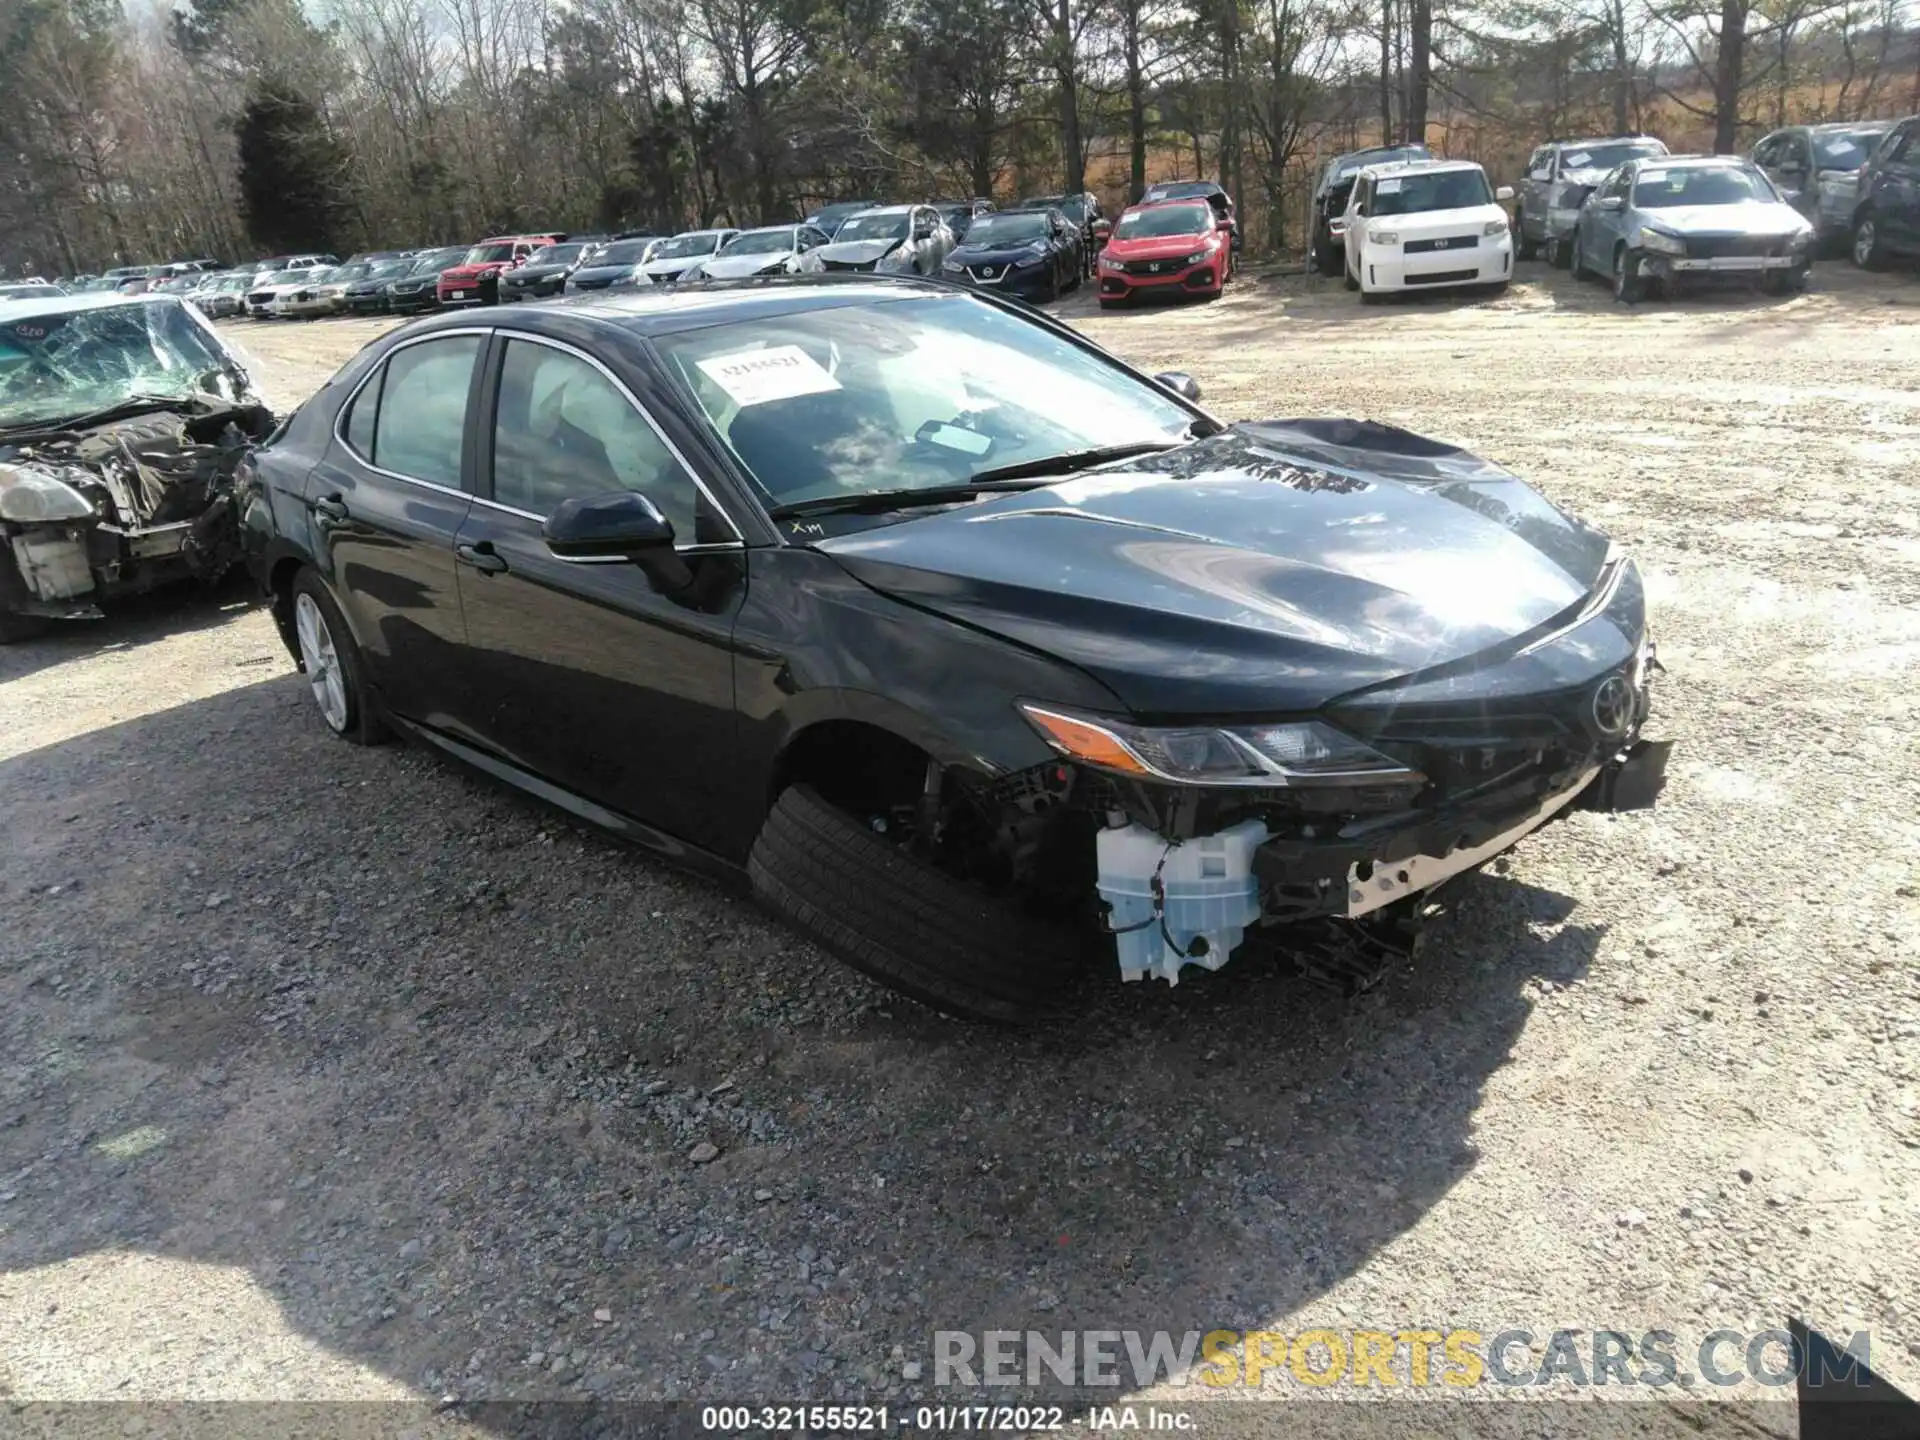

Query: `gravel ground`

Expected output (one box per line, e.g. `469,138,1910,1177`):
3,262,1918,1430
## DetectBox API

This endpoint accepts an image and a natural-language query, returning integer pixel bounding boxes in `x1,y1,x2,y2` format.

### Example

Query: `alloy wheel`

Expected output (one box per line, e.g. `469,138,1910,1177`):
1853,219,1876,268
294,591,349,733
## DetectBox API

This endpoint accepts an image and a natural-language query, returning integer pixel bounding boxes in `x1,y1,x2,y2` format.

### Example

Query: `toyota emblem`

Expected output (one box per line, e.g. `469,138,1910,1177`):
1590,674,1636,737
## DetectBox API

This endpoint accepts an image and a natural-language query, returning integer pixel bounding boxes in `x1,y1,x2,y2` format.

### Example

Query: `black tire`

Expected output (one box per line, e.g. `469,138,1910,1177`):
749,784,1081,1024
1548,234,1572,269
1343,263,1359,292
1514,213,1537,262
1613,245,1646,304
0,610,50,644
288,568,386,745
1570,229,1593,281
1852,213,1886,270
1315,239,1343,277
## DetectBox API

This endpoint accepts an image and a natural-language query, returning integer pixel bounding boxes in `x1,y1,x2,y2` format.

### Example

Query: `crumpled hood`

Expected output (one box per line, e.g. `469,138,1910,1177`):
1558,167,1613,192
816,238,900,266
817,421,1614,715
439,263,504,282
699,251,795,279
504,264,571,284
1642,201,1809,237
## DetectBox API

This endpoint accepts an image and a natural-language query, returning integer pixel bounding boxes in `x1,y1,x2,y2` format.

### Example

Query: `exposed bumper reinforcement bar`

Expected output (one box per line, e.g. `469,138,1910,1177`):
1344,766,1599,918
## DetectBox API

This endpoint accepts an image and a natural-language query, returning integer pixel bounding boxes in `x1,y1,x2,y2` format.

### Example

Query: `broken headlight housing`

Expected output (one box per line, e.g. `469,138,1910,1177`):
0,464,95,523
1019,704,1421,788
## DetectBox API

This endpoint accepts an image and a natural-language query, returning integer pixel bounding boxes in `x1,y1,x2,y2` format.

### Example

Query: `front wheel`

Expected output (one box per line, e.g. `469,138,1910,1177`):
1549,234,1572,269
1514,214,1537,261
289,569,385,745
1315,239,1343,277
1343,262,1359,292
749,784,1081,1024
1613,245,1647,304
1764,264,1809,296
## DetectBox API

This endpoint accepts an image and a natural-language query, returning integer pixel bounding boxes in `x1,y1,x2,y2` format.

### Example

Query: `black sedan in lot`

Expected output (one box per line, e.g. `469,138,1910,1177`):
238,279,1667,1022
939,208,1082,300
343,257,417,314
385,247,470,314
500,242,592,301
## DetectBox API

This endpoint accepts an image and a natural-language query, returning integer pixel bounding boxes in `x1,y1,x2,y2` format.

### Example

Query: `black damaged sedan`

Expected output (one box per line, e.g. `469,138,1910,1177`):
239,279,1668,1022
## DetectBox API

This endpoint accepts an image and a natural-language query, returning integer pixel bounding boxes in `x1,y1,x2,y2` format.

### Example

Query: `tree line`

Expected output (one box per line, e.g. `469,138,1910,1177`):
1,0,1915,274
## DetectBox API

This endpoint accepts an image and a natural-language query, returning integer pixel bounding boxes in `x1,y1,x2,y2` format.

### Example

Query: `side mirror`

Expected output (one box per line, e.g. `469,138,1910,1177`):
544,490,676,558
1153,371,1202,402
1593,194,1625,211
913,223,933,241
1495,184,1515,202
1529,168,1552,182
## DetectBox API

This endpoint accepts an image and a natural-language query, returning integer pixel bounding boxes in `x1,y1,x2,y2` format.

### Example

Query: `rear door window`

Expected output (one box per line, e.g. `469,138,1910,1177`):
368,336,481,487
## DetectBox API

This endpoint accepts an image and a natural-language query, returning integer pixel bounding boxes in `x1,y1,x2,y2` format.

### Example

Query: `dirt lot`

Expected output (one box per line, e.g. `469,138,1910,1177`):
3,262,1918,1428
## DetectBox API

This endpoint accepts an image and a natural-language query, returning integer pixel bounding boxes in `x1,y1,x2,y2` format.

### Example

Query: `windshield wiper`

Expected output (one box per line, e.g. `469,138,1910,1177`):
967,438,1186,486
769,480,1049,520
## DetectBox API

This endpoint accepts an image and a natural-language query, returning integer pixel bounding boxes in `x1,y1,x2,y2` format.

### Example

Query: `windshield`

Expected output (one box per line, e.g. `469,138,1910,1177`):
1369,169,1493,215
463,243,517,264
721,229,796,256
217,275,251,291
410,250,466,274
962,214,1047,245
656,294,1193,510
362,259,413,281
526,244,586,266
1143,182,1218,202
1633,165,1774,207
0,301,242,431
1115,204,1211,239
654,232,725,259
833,213,910,242
326,264,370,283
1813,128,1887,171
1558,141,1664,174
589,241,652,266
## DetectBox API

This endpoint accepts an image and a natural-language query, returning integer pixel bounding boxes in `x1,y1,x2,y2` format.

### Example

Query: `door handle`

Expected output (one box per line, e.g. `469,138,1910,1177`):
456,541,509,575
313,493,348,525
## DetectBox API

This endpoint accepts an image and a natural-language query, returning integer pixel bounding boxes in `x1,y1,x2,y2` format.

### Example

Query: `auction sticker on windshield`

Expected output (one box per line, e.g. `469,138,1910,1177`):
1376,178,1403,194
698,345,842,407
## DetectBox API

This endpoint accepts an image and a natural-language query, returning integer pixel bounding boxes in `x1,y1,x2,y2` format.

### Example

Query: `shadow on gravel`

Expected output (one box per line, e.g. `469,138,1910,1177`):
0,573,265,686
0,673,1603,1412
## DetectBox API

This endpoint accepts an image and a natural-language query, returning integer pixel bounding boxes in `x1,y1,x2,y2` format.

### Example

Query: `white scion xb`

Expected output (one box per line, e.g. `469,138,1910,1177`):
1342,159,1516,301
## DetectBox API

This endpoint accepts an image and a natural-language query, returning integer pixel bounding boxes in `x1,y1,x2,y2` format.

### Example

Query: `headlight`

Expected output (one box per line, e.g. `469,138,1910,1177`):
1637,228,1685,255
629,265,652,283
0,464,95,523
1018,704,1420,788
1368,227,1400,245
1328,217,1348,235
1482,218,1508,237
941,259,964,272
876,246,911,271
1014,247,1048,268
1100,254,1122,271
681,264,706,283
1182,251,1210,267
1788,228,1813,251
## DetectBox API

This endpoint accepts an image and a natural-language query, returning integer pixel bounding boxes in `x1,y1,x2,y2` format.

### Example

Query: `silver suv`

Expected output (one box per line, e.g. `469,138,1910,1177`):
1515,135,1669,267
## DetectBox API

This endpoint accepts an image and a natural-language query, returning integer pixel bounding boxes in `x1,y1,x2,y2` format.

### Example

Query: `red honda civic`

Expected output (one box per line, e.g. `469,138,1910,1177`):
1096,200,1233,308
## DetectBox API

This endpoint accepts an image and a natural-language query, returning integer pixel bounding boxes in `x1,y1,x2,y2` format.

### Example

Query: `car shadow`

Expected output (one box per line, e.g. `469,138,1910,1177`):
0,674,1604,1413
0,572,266,686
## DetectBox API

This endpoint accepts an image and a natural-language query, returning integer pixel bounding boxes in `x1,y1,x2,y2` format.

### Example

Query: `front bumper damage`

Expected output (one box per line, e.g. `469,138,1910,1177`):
1082,619,1671,987
0,402,275,626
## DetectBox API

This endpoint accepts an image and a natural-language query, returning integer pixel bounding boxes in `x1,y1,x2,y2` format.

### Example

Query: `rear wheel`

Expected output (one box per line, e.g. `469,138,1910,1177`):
1763,264,1809,296
1852,213,1887,270
1569,229,1593,281
1548,234,1572,269
1514,213,1537,261
1343,262,1359,292
749,784,1081,1024
289,569,386,745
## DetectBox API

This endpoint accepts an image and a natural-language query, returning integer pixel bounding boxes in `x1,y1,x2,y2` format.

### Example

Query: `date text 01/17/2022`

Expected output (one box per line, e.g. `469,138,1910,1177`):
697,1405,1195,1432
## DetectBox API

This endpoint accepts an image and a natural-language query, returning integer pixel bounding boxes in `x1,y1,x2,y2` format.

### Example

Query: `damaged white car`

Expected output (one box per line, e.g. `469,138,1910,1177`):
0,293,275,642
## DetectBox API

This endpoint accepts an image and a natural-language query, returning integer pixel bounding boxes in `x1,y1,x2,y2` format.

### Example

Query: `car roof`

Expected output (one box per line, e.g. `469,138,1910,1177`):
1623,153,1750,169
1808,119,1892,132
390,276,946,341
1359,157,1485,178
1548,135,1661,149
1124,197,1216,214
843,205,914,217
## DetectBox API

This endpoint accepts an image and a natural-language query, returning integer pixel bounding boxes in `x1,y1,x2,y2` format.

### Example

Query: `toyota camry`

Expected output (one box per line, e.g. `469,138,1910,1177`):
238,278,1669,1022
